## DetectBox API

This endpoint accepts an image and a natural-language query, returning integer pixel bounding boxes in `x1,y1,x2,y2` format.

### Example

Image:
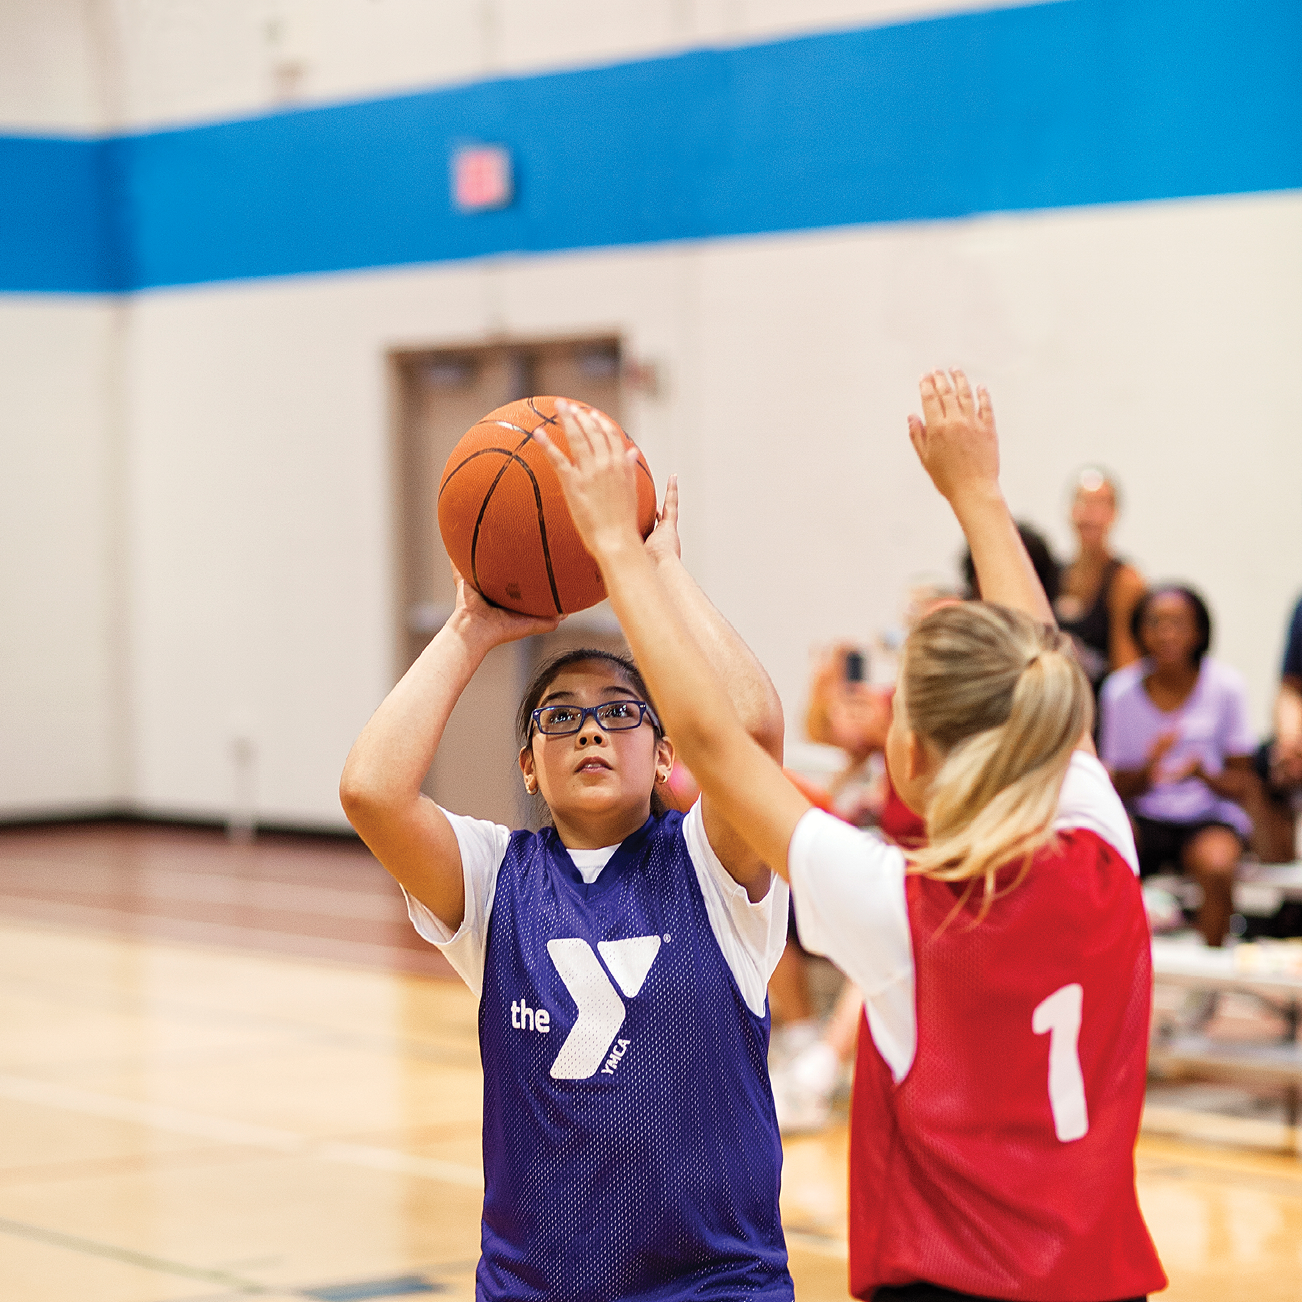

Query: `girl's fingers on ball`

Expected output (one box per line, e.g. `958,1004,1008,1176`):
556,400,595,462
590,407,617,442
586,407,620,463
577,407,608,460
532,426,574,479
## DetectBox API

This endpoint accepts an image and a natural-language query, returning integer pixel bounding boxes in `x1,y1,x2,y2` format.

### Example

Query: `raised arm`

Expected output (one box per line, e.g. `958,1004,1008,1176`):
908,370,1096,754
339,574,558,928
536,405,810,879
645,476,785,898
908,370,1054,626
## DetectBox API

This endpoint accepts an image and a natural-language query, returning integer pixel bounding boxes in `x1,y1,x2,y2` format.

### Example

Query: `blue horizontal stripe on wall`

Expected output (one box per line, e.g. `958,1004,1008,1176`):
1,0,1299,293
0,137,128,291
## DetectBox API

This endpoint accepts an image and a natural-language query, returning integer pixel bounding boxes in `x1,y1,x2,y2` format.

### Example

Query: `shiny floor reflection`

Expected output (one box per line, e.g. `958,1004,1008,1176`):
0,826,1299,1300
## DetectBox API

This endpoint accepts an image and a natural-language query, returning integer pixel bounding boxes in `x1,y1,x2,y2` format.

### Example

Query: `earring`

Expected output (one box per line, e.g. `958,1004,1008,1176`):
525,780,537,794
656,771,669,784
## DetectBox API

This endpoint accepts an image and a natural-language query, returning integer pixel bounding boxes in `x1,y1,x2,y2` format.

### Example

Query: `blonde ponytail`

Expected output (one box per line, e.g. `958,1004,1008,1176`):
902,603,1092,916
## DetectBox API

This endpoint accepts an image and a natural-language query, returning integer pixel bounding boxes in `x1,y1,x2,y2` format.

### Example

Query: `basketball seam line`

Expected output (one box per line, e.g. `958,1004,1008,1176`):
436,421,532,506
468,452,519,600
453,418,563,615
514,428,564,616
442,402,644,616
458,444,562,616
522,398,656,509
527,397,558,428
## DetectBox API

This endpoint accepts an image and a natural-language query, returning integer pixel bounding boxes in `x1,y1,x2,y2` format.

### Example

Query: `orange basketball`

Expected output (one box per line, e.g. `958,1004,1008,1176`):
438,396,657,617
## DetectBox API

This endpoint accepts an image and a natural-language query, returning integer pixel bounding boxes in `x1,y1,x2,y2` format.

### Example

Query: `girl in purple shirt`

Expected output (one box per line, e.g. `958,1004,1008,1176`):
1100,585,1256,945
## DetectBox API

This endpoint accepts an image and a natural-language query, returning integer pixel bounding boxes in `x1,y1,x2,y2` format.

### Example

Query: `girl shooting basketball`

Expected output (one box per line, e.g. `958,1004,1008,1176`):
539,373,1166,1302
339,480,794,1301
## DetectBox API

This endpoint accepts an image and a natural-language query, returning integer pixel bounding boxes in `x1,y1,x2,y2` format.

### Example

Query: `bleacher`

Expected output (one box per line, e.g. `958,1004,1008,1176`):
1149,866,1302,1149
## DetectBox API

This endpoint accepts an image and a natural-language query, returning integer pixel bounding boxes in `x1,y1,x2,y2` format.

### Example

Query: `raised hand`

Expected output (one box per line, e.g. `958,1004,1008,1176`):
534,399,645,562
907,369,1000,507
451,563,560,647
644,473,682,566
909,369,1055,629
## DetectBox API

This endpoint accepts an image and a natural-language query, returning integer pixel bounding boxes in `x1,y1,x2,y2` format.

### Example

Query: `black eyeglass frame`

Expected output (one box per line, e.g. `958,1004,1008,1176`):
529,700,661,738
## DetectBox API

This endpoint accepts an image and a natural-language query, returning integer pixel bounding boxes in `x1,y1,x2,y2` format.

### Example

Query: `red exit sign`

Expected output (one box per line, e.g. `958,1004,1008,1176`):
452,145,513,212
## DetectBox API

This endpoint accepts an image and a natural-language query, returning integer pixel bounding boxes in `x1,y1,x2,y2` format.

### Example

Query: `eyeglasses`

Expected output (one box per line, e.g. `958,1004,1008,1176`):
530,700,660,737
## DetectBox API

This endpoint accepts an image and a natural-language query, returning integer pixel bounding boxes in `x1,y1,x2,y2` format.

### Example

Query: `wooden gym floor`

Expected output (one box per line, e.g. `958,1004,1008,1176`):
0,825,1299,1301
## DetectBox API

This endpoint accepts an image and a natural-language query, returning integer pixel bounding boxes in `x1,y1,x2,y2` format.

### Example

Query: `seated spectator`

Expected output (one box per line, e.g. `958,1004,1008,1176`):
1100,586,1257,946
1055,468,1147,693
1252,593,1302,862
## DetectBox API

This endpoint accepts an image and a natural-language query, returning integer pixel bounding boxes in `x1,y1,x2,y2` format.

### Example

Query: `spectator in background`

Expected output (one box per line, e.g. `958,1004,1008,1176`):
961,521,1060,605
1056,468,1146,694
771,618,944,1134
765,646,886,1065
1252,592,1302,862
1101,586,1257,946
803,646,927,843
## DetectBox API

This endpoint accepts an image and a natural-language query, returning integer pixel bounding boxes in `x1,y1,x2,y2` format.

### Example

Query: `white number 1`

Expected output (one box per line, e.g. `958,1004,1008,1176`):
1032,983,1089,1142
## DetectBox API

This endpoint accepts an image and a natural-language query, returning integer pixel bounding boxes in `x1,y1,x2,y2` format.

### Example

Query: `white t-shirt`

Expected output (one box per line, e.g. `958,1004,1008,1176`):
405,800,789,1017
787,751,1138,1083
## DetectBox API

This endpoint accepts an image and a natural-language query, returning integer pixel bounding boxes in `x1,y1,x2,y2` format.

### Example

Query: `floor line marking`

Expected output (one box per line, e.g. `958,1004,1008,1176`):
0,1214,271,1292
0,859,405,921
0,955,478,1065
0,1074,484,1190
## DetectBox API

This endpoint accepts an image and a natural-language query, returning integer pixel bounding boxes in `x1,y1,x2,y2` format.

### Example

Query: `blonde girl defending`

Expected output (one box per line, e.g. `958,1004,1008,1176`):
538,373,1165,1302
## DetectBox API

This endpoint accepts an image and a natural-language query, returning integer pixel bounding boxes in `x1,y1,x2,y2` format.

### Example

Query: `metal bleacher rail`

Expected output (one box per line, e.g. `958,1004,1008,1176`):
1148,862,1302,1149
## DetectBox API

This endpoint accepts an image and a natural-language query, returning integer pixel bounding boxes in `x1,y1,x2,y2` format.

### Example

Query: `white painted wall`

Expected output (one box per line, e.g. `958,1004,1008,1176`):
0,3,126,819
99,0,1048,131
0,299,127,817
123,190,1302,828
0,0,113,133
3,0,1299,828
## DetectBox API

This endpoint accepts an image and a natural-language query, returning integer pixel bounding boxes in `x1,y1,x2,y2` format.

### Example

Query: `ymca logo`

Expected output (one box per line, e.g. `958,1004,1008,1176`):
543,936,663,1080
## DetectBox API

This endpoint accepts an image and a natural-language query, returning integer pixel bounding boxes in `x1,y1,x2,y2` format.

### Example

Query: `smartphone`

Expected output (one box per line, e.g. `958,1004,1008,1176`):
843,649,867,683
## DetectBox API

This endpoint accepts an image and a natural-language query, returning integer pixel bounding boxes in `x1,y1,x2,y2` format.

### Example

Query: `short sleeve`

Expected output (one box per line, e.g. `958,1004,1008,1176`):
402,809,511,996
681,799,789,1017
786,810,916,1081
1054,750,1139,874
1283,597,1302,680
1223,673,1257,757
1097,668,1135,769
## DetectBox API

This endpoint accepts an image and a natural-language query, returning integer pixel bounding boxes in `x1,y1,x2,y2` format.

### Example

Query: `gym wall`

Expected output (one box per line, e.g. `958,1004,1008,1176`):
2,0,1299,829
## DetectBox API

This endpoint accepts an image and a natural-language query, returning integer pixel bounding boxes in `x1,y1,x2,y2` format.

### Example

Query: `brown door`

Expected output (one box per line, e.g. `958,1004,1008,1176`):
392,339,631,829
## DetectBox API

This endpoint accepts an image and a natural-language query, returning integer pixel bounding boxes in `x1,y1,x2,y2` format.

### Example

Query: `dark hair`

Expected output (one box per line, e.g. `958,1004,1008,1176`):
961,522,1061,605
1130,585,1213,665
516,648,667,819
